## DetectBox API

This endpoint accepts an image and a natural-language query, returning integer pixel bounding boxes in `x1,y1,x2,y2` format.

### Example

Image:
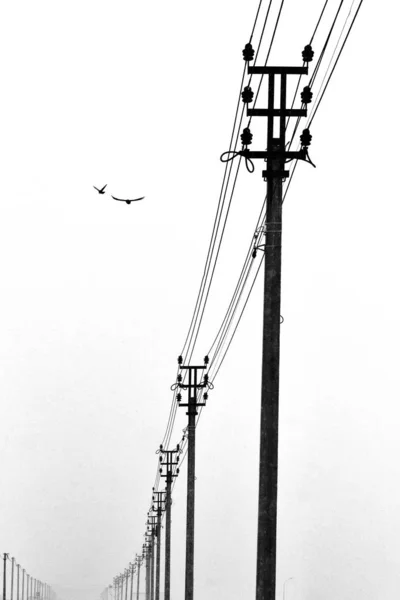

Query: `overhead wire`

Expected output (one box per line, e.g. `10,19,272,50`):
113,0,366,576
308,0,364,127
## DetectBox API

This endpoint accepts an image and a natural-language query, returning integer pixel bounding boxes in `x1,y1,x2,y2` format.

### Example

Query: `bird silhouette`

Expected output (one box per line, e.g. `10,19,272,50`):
93,184,107,194
111,196,145,205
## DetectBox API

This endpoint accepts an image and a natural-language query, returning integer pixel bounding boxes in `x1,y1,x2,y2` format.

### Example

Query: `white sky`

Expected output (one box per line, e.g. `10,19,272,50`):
0,1,399,600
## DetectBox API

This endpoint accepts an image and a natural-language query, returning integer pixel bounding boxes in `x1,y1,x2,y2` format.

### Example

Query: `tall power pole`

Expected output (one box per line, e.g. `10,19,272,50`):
136,555,143,600
159,444,180,600
11,557,15,600
176,357,210,600
144,539,151,600
21,569,25,600
3,554,8,600
16,565,20,600
237,45,313,600
147,515,157,600
152,491,165,600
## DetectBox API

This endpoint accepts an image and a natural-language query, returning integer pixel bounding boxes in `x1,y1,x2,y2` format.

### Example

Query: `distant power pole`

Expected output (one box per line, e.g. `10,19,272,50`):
147,515,157,600
152,490,165,600
3,554,8,600
136,555,143,600
144,541,150,600
159,444,180,600
16,564,20,600
129,563,135,600
21,569,25,600
124,568,129,600
176,357,210,600
237,44,313,600
11,557,15,600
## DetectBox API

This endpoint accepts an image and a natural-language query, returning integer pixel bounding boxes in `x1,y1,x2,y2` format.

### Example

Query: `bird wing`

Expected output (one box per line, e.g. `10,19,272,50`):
100,184,107,192
111,196,145,202
93,185,100,192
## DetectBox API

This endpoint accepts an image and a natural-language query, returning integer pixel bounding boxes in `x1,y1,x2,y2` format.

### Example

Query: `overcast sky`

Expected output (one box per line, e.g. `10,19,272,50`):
0,1,399,600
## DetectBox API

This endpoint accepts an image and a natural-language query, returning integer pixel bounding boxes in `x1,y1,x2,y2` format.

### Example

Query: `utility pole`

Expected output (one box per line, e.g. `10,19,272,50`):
3,554,8,600
125,569,129,600
136,555,143,600
159,444,180,600
144,540,151,600
21,570,25,600
147,515,157,600
175,357,210,600
152,490,165,600
11,557,15,600
236,44,313,600
129,563,135,600
16,565,20,600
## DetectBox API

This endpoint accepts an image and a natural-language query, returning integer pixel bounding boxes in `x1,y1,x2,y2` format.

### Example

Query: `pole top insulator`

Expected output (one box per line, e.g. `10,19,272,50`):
242,42,255,61
302,44,314,63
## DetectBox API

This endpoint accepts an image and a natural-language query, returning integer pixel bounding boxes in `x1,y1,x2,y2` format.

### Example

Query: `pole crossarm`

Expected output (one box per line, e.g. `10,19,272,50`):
248,65,308,75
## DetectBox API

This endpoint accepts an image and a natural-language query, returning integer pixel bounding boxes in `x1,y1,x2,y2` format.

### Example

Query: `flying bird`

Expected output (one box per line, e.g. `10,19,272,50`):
93,184,107,194
111,195,145,205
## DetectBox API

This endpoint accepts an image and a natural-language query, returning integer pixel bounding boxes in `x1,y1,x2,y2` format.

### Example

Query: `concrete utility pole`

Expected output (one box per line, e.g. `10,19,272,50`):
237,44,313,600
144,543,150,600
21,569,25,600
124,568,129,600
16,564,20,600
152,491,165,600
136,555,143,600
147,516,157,600
11,557,15,600
3,554,8,600
176,357,210,600
129,563,135,600
159,444,180,600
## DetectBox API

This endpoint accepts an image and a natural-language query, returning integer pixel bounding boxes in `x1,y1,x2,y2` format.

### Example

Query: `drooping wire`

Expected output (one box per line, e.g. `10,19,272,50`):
207,197,266,361
210,256,265,382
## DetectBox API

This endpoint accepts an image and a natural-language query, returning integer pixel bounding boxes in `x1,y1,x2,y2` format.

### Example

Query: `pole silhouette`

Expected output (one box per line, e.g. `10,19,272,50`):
176,357,210,600
237,45,312,600
159,444,180,600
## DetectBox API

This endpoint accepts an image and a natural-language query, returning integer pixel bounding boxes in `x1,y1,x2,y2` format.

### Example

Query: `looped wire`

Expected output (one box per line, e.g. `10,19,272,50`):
220,149,255,173
304,149,316,168
244,155,255,173
170,382,179,391
220,150,241,163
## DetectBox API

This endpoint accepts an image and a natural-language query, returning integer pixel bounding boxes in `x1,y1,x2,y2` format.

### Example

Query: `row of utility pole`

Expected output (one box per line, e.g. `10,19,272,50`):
107,357,210,600
108,32,316,600
2,554,55,600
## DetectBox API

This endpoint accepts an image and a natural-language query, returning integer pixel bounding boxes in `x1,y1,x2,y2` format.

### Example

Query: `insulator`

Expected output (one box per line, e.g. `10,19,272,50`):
241,127,253,147
177,355,183,365
300,86,313,104
204,373,209,384
177,392,182,402
204,355,209,365
302,44,314,63
177,468,180,474
177,443,180,451
252,248,257,258
203,392,208,401
177,374,182,382
242,42,255,62
300,128,312,148
241,85,254,104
